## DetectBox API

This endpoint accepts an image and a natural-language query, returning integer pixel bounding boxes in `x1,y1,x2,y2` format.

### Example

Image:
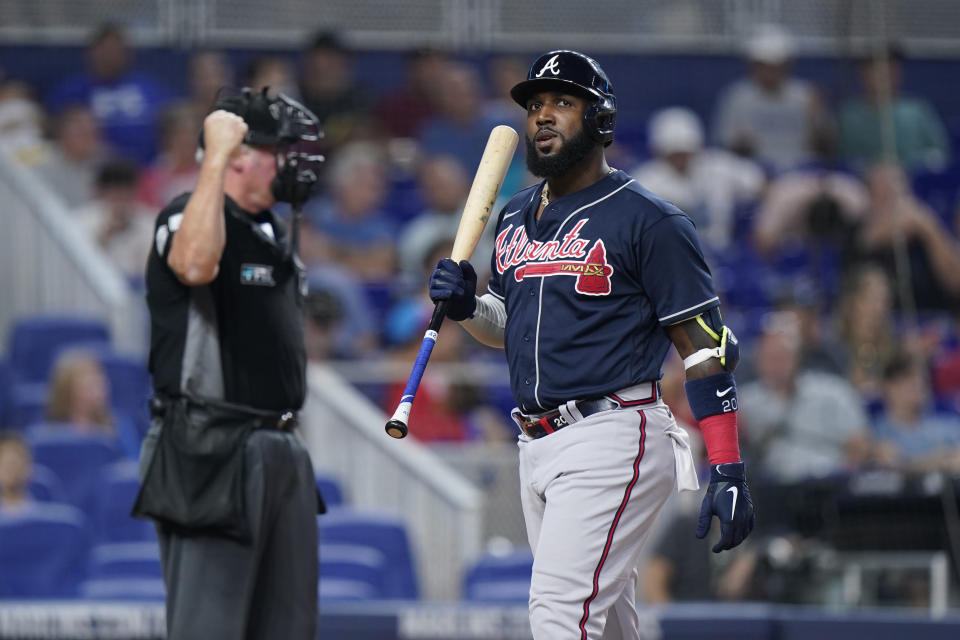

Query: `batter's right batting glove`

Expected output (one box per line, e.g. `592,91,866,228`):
696,462,755,553
429,258,477,321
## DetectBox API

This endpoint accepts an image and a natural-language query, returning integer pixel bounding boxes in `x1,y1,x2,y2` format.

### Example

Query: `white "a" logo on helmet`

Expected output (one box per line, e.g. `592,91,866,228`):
535,54,562,78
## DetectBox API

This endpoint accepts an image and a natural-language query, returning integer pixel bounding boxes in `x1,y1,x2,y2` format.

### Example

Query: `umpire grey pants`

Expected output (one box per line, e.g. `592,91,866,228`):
139,423,318,640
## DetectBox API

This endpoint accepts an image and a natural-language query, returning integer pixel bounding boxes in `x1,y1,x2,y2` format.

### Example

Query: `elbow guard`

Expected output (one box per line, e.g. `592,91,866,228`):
682,315,740,372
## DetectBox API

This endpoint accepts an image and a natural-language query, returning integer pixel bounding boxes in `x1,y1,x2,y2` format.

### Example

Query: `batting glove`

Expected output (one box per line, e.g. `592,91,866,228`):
696,462,755,553
429,258,477,321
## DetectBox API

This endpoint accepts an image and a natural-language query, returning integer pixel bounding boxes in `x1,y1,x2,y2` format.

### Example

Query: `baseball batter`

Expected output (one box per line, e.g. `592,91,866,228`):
429,50,755,639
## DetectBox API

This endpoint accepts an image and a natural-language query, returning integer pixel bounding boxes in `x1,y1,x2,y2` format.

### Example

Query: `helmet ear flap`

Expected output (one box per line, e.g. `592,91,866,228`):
585,93,617,146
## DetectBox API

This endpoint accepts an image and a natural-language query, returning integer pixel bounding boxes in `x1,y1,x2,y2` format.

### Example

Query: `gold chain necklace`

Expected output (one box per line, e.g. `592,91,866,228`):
541,167,616,208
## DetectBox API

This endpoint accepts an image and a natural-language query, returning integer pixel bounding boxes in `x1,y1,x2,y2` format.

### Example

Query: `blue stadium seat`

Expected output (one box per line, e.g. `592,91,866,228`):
0,359,10,428
79,577,166,601
7,382,49,430
28,464,67,503
318,509,419,599
462,549,533,603
92,460,155,543
7,315,110,384
26,425,122,511
0,503,92,598
315,471,345,508
79,542,164,601
319,542,388,601
86,347,152,438
87,542,162,579
911,162,960,227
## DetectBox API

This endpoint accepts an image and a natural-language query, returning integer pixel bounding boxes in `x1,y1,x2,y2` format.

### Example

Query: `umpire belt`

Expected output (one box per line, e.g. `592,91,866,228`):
149,396,298,431
511,381,660,439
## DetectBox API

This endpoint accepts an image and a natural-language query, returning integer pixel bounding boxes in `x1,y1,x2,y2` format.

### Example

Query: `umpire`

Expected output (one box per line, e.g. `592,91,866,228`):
133,88,324,639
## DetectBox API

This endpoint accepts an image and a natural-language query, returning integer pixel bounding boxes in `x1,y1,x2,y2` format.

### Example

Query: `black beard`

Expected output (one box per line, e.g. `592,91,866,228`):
525,128,598,178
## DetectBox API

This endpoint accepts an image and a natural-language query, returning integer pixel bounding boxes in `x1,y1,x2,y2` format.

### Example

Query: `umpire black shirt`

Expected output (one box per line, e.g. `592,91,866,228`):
146,193,307,411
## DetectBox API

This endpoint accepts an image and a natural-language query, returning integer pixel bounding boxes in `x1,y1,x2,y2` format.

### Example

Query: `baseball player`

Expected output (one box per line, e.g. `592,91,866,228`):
429,50,755,639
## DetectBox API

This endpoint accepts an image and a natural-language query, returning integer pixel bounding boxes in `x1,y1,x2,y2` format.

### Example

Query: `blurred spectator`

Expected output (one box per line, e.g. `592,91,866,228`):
75,159,155,279
300,141,397,281
739,311,873,481
46,23,171,164
852,163,960,312
383,239,510,442
45,350,138,457
187,50,233,114
0,81,51,167
397,155,474,278
418,62,503,175
483,55,528,131
298,30,374,149
633,107,765,252
33,104,107,208
872,353,960,473
834,264,900,398
712,24,826,173
375,48,451,139
243,55,297,99
773,283,847,376
753,130,869,257
838,45,950,172
0,431,33,513
136,101,202,210
304,265,379,361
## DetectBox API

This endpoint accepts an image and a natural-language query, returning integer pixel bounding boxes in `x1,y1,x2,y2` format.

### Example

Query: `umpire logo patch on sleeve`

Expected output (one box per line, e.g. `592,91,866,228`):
240,263,276,286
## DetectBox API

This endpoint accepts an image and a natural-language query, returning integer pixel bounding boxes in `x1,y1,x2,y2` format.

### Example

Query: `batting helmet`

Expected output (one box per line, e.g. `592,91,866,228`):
510,50,617,146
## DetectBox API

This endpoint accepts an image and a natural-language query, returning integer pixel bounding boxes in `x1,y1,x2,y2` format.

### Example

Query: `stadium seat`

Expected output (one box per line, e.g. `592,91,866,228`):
85,347,152,438
315,471,345,508
319,542,388,601
87,542,162,579
7,315,110,384
79,542,165,601
462,549,533,603
26,425,122,511
0,503,92,598
318,509,419,599
28,464,67,503
7,382,49,430
92,460,155,543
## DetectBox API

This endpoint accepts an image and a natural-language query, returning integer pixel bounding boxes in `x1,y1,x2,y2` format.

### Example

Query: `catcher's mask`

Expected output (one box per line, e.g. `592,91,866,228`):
204,86,325,207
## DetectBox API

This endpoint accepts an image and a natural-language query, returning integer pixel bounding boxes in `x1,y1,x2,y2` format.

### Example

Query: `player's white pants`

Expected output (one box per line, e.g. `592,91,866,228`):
518,401,686,640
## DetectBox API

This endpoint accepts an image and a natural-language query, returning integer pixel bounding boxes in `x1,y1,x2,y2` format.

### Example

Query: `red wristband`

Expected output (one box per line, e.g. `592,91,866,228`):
699,412,741,465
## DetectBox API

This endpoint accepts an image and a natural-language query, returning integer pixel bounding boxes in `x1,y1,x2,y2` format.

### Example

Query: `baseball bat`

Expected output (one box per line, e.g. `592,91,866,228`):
385,124,519,439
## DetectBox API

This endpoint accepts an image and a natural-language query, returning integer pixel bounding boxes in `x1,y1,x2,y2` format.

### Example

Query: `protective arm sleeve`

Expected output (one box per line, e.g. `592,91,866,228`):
460,293,506,348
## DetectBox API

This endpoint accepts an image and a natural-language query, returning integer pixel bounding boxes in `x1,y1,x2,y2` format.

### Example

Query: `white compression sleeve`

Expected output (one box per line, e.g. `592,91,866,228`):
460,293,506,347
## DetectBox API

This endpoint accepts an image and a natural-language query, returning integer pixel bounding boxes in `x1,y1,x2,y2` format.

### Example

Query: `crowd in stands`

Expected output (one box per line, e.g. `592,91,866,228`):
0,21,959,502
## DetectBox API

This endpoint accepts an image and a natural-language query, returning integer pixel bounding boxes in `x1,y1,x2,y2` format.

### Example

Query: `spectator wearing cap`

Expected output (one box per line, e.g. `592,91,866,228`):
46,23,171,164
712,24,827,173
838,45,950,172
632,107,765,253
303,265,379,361
872,354,960,473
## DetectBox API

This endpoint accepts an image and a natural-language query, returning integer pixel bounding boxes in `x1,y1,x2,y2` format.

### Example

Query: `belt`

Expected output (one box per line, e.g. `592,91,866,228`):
513,381,660,439
149,396,298,431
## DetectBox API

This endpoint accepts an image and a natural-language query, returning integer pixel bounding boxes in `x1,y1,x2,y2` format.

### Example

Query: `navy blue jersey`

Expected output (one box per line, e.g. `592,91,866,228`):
487,170,719,413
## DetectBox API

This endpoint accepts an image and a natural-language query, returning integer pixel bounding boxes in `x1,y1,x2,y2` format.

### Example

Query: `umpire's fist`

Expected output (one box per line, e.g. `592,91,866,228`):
202,110,248,160
429,258,477,321
696,462,755,553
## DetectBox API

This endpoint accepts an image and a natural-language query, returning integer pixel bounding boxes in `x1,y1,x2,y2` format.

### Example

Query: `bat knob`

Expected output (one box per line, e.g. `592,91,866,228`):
385,420,408,439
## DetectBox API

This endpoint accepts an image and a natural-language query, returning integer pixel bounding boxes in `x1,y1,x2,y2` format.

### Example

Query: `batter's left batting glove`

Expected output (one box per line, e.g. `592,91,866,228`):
429,258,477,321
696,462,755,553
